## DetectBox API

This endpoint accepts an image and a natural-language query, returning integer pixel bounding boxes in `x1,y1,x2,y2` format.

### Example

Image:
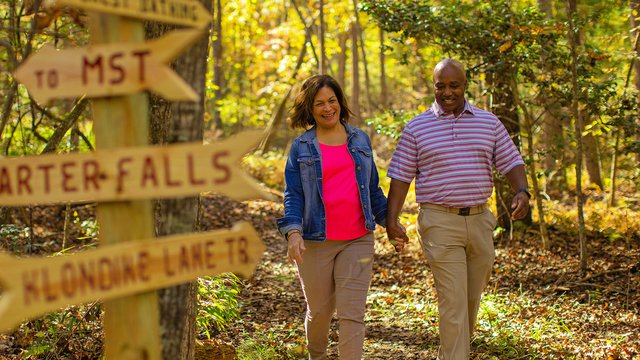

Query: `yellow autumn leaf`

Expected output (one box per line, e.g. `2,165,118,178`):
499,41,513,52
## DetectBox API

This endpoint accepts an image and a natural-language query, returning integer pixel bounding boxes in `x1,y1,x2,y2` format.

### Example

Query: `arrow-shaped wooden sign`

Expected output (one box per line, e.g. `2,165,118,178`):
0,130,271,206
0,222,265,333
13,29,203,104
54,0,212,29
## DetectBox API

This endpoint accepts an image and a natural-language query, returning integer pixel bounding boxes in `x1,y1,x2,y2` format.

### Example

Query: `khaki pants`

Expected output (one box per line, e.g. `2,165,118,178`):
417,204,496,360
296,232,375,360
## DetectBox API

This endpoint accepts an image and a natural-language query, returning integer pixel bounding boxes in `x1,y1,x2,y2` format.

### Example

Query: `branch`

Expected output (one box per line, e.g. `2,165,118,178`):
41,97,89,154
74,127,94,151
578,267,630,283
291,0,319,65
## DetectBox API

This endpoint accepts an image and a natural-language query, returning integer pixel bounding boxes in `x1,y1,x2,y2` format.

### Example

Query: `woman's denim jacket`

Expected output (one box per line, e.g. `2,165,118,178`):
276,122,387,241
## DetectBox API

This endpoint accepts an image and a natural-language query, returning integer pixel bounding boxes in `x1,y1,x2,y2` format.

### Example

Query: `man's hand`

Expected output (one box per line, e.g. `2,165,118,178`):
511,192,530,220
386,219,409,252
286,232,305,264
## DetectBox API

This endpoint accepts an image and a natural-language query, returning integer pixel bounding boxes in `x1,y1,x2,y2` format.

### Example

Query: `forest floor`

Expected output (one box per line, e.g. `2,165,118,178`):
0,194,638,359
201,195,639,359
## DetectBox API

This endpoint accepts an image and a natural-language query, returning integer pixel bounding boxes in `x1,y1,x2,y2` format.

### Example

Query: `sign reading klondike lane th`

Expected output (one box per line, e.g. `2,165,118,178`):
0,222,265,333
0,130,270,206
13,29,203,104
53,0,212,29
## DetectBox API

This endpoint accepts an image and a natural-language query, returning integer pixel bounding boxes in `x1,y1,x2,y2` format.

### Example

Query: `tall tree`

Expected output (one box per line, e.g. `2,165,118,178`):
352,0,373,116
538,0,568,194
211,0,224,131
362,0,553,230
319,0,327,74
632,0,640,163
145,0,212,356
337,32,348,86
379,28,388,108
565,0,588,272
351,21,361,122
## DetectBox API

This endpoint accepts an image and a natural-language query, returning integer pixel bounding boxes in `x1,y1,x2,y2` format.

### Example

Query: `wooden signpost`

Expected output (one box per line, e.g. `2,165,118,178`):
0,222,264,333
0,130,270,206
6,0,268,358
13,29,203,104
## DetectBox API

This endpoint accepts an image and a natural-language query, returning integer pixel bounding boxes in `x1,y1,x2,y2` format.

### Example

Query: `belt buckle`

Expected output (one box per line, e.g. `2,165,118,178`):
458,207,470,216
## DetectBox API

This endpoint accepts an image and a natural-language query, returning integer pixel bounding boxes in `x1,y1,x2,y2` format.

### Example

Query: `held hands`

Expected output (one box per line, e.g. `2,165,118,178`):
386,219,409,253
286,231,306,264
511,192,531,220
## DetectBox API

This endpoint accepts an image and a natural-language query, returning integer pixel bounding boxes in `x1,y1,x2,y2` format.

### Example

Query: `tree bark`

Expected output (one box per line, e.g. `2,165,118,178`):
537,0,567,194
487,71,529,232
537,0,554,16
582,117,604,190
632,0,640,163
145,0,211,355
318,0,327,74
350,22,361,123
259,38,308,151
337,32,348,87
352,0,372,116
565,0,588,272
211,0,224,131
379,28,388,108
512,78,550,249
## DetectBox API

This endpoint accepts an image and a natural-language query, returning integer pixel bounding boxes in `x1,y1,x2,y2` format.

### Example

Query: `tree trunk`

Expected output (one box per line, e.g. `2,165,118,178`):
259,39,308,151
350,22,360,123
145,0,211,355
582,119,604,190
632,0,640,163
537,0,567,195
487,72,529,232
379,28,388,108
566,0,588,272
211,0,224,131
318,0,327,74
337,32,348,87
537,0,553,16
352,0,372,117
512,78,550,249
612,6,640,206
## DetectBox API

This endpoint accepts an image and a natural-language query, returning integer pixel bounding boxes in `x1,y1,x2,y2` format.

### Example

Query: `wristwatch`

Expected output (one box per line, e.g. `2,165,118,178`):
517,188,532,199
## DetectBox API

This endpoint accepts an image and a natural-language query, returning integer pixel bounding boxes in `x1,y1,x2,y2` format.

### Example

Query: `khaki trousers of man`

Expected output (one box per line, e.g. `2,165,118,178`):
296,232,375,360
417,204,496,360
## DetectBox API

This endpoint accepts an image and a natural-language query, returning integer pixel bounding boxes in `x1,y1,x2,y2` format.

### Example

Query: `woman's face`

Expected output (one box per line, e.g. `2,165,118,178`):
312,86,341,130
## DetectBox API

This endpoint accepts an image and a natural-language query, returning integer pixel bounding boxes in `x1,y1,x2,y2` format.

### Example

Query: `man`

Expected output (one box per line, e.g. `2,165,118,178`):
386,59,530,359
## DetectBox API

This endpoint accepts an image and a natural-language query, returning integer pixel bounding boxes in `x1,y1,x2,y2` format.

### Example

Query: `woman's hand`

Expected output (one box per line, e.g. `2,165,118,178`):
386,220,409,253
287,232,306,264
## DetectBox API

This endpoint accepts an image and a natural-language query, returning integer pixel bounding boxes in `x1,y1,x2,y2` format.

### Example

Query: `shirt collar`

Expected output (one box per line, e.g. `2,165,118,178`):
431,100,475,118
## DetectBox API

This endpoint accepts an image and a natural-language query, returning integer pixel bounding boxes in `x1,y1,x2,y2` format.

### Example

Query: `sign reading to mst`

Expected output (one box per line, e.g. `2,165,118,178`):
13,29,203,103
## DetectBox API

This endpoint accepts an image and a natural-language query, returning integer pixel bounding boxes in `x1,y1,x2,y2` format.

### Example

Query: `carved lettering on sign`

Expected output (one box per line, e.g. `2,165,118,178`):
0,131,270,205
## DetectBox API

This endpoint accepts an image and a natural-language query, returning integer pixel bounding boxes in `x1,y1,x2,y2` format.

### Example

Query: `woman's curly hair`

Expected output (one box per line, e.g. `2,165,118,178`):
288,74,354,129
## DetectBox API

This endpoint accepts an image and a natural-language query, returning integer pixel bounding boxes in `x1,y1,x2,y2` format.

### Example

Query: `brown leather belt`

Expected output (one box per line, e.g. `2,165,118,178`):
419,203,486,216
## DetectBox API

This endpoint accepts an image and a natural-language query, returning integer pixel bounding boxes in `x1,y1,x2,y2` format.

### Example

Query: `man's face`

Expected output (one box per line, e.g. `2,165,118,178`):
434,65,467,116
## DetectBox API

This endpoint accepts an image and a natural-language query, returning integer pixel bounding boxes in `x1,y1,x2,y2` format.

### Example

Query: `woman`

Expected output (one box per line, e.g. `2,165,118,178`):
276,74,387,359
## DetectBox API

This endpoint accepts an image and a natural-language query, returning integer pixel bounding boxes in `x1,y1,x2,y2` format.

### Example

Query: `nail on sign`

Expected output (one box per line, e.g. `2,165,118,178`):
0,130,271,206
0,222,265,333
13,29,203,104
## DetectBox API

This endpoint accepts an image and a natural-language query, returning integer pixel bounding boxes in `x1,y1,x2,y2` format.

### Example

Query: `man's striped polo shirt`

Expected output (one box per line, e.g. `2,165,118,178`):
388,101,524,207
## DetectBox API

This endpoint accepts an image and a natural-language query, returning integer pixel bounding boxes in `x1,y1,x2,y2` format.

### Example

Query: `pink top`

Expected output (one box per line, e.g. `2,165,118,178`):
319,143,368,240
388,101,524,207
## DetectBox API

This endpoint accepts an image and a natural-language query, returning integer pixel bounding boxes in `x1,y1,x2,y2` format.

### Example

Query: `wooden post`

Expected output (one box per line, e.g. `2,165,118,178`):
88,14,161,359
